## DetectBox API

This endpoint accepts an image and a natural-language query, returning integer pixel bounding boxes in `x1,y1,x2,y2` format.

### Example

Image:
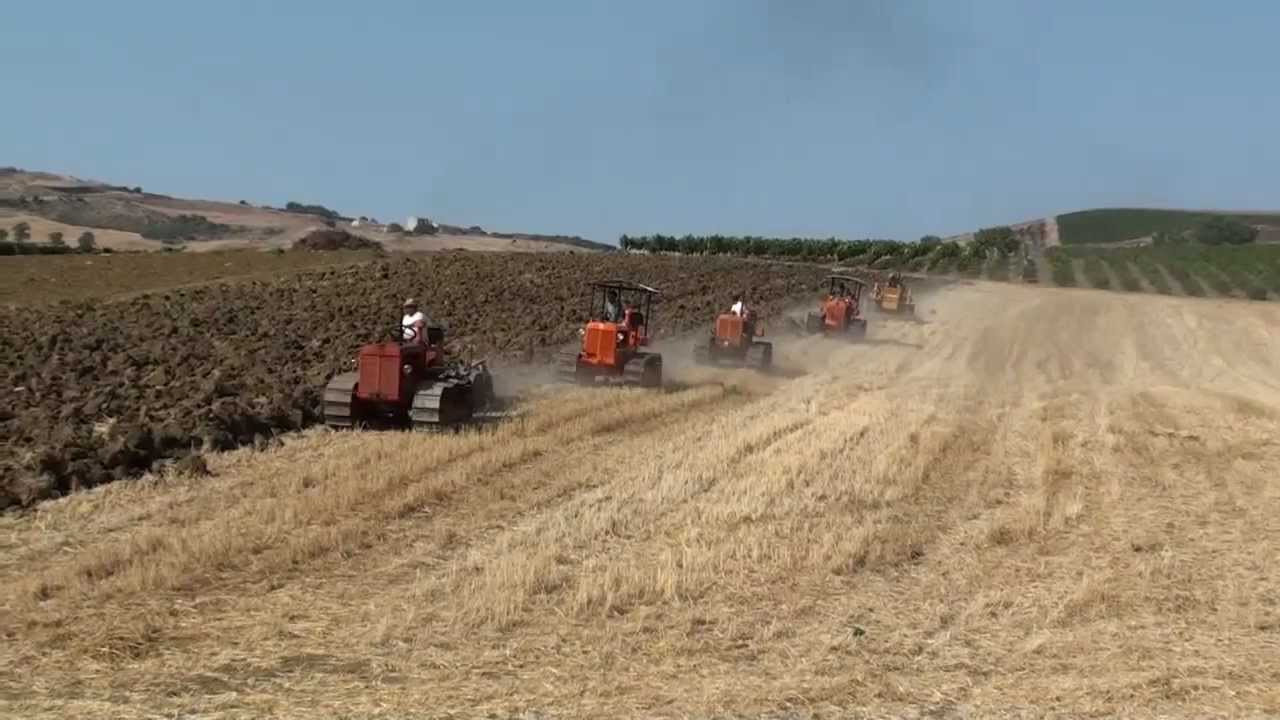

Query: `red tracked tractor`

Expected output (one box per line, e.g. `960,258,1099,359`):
322,322,502,430
805,274,868,339
693,307,772,370
556,281,663,388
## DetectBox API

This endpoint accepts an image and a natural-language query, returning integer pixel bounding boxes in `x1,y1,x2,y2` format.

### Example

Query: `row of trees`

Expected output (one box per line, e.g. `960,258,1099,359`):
1153,215,1259,246
284,201,343,220
139,213,231,242
0,222,97,251
619,226,1024,269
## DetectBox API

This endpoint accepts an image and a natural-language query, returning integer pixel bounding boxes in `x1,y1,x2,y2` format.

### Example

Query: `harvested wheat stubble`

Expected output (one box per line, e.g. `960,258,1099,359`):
0,252,827,507
4,283,1280,719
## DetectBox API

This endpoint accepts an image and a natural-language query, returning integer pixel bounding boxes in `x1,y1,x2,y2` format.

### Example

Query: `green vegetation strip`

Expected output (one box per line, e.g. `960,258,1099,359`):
1108,257,1143,292
1162,259,1206,297
1057,208,1280,245
620,228,1023,271
987,253,1010,282
1081,255,1111,290
1048,251,1077,287
1128,253,1173,295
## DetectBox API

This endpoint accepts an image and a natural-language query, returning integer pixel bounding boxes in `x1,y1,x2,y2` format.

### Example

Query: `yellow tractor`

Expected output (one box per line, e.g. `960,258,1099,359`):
871,272,915,317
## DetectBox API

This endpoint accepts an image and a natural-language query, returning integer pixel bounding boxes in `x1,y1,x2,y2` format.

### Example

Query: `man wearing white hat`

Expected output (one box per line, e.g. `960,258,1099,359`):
401,298,428,343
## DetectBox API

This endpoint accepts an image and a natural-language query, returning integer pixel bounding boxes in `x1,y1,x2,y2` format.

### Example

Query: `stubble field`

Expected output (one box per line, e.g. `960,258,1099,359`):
3,278,1278,718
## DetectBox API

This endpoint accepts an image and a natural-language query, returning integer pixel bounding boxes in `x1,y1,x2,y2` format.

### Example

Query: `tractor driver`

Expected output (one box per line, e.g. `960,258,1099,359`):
602,288,623,323
731,292,757,337
888,272,902,289
401,298,428,343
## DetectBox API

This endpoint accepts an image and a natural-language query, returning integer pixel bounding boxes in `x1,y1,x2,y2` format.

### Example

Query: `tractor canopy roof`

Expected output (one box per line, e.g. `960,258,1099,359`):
592,280,661,295
827,274,868,287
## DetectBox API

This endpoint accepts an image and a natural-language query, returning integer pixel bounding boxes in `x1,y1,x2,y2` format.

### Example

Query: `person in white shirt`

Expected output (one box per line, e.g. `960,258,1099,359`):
730,293,745,316
602,289,623,323
401,298,428,342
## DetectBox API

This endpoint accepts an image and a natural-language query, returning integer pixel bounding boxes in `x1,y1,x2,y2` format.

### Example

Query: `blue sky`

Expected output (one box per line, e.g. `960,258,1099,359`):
5,1,1278,244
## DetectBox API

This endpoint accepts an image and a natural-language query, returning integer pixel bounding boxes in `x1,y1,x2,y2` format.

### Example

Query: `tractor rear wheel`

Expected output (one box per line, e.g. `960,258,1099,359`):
805,312,823,334
748,341,772,370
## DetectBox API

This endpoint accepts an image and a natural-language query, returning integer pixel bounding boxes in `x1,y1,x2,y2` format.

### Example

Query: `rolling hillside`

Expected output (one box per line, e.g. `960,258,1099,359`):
0,167,611,253
1056,208,1280,246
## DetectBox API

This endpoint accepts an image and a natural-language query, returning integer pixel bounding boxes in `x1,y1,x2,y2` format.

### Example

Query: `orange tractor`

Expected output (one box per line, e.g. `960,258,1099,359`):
322,323,500,430
556,281,663,387
693,307,772,370
805,274,868,339
871,271,916,317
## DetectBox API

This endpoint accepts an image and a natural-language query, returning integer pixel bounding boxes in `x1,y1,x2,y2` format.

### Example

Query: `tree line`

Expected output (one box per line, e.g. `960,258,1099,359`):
618,226,1023,269
0,222,100,255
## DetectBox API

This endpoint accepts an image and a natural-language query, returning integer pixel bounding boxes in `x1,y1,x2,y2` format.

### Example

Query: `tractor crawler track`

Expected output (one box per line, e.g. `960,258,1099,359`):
693,340,772,370
555,350,582,384
322,372,359,428
410,378,464,429
323,368,505,432
556,349,662,388
622,352,662,387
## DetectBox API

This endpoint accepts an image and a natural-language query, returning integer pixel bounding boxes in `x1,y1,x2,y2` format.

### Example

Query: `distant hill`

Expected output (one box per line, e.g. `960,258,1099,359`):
0,167,612,253
940,207,1280,251
1054,208,1280,246
931,207,1280,298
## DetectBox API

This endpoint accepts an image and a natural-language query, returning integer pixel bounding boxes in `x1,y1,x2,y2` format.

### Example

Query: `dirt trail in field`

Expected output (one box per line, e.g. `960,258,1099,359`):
4,282,1280,719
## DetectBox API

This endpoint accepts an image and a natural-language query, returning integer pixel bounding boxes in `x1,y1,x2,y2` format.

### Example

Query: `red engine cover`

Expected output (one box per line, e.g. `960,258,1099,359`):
356,342,405,402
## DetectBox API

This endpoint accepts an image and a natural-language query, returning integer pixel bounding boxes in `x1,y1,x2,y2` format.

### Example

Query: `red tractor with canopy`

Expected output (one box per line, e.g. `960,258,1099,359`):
805,274,868,339
556,281,663,388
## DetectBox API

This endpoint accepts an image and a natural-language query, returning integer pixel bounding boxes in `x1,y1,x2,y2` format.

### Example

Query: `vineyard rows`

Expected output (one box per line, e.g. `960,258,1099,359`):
620,233,1280,300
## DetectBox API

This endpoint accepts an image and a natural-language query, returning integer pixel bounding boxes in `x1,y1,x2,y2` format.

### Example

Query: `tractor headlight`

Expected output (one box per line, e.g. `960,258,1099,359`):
402,364,412,375
578,327,586,336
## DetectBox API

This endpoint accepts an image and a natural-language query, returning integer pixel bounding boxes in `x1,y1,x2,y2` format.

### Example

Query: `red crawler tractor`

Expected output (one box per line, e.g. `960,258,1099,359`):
556,281,663,388
322,323,499,430
693,308,772,370
805,274,868,339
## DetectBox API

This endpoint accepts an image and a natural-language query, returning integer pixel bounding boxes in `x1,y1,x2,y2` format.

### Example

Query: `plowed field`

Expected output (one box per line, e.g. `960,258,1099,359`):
4,282,1278,718
0,248,380,306
0,252,828,506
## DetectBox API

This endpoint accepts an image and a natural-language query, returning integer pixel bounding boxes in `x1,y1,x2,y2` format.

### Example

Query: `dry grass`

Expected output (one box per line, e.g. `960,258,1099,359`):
3,283,1280,718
